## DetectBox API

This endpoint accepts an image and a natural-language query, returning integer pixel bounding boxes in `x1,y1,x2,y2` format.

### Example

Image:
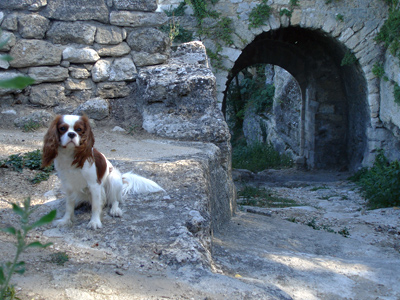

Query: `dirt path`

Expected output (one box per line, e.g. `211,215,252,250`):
0,127,399,299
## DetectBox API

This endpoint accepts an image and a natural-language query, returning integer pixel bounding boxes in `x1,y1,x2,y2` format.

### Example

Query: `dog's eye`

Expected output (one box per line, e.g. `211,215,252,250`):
59,126,67,132
76,128,82,132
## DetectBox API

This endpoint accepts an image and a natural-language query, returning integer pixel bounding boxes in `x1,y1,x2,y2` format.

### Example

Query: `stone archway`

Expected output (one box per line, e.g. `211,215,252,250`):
223,27,369,171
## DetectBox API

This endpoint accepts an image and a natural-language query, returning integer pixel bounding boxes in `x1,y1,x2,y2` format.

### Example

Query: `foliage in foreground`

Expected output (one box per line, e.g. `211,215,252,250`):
350,149,400,209
0,198,56,300
232,142,293,172
0,150,53,184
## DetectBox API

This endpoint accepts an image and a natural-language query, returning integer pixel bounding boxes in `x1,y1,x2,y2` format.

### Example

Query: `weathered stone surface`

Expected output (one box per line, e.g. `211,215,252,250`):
0,31,16,51
73,98,109,120
47,22,96,45
136,42,229,145
18,14,50,39
131,51,169,67
97,82,130,98
127,28,170,54
30,84,65,106
9,40,62,68
95,25,125,45
108,57,137,81
92,59,112,82
69,66,90,79
110,11,168,27
0,0,46,10
113,0,157,12
28,66,69,84
65,78,94,91
94,42,131,57
43,0,109,23
13,110,53,128
63,47,100,64
0,71,25,95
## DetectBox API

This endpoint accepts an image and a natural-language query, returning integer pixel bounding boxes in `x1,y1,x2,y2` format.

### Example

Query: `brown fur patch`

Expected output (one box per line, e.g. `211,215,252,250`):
93,148,107,184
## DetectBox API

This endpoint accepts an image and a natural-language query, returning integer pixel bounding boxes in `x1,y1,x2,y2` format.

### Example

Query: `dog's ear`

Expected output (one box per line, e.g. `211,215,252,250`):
72,114,95,168
42,115,62,168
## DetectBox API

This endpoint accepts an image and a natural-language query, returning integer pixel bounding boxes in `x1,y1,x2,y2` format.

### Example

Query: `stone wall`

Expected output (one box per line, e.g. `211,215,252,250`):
159,0,400,170
0,0,169,128
0,1,236,230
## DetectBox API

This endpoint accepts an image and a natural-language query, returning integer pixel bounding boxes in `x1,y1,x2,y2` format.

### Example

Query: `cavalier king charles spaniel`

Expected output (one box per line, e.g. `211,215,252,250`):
42,114,164,229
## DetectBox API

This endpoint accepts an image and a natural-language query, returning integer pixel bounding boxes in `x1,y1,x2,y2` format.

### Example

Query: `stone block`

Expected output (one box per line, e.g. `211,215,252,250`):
65,78,94,90
28,66,68,84
92,59,112,82
0,31,16,51
47,21,96,45
18,14,50,39
9,40,62,68
113,0,157,12
63,47,100,64
97,82,130,98
73,98,109,120
131,51,169,67
30,83,65,106
110,11,168,27
95,25,126,45
43,0,109,23
1,14,18,31
109,57,137,81
127,28,169,54
94,42,131,57
69,66,90,79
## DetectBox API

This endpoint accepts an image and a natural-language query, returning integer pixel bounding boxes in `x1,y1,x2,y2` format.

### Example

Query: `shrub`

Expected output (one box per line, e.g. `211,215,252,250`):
350,149,400,209
232,142,293,172
0,198,56,299
248,0,271,29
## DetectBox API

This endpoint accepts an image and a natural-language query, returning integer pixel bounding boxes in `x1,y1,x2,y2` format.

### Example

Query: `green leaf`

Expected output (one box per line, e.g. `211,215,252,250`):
14,261,26,275
0,54,13,62
11,203,24,217
0,76,35,89
0,226,17,235
25,241,45,249
31,210,56,229
0,266,5,284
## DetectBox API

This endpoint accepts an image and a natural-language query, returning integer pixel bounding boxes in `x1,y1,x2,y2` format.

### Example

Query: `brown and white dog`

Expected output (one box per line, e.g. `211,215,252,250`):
42,114,164,229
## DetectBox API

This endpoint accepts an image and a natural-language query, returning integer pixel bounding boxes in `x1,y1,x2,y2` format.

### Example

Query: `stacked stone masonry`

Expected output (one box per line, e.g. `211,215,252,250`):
0,0,170,123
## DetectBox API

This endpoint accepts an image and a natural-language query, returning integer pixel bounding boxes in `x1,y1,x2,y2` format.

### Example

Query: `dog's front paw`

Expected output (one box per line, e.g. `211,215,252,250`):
109,206,122,217
87,219,102,230
53,218,73,227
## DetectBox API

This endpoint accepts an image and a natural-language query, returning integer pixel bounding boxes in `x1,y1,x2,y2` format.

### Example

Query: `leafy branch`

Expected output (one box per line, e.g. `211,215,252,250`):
0,198,56,299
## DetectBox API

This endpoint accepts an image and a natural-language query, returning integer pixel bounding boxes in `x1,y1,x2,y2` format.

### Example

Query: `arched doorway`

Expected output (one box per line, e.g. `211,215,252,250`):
223,27,369,171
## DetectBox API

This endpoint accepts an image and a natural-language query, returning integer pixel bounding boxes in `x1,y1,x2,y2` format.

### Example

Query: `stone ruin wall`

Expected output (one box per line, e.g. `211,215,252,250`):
0,0,170,129
0,0,236,231
160,0,400,168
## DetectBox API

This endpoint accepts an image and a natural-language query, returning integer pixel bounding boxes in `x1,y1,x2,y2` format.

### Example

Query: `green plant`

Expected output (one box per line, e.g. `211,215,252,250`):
338,227,350,237
248,0,272,29
164,2,187,17
280,8,292,17
232,142,293,172
350,149,400,209
49,252,69,266
0,31,34,90
336,14,344,21
310,185,328,191
375,0,400,58
1,150,53,183
341,51,358,66
0,198,56,300
238,185,298,208
394,82,400,105
22,120,41,132
372,62,386,79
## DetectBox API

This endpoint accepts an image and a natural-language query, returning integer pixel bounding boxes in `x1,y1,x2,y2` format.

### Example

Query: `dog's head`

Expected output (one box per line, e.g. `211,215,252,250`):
42,115,95,168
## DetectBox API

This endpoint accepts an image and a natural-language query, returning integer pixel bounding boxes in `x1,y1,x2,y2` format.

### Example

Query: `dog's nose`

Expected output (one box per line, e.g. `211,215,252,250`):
68,132,76,139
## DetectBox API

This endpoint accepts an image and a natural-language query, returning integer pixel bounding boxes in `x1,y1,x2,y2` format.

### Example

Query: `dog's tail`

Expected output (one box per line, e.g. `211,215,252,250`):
121,172,165,196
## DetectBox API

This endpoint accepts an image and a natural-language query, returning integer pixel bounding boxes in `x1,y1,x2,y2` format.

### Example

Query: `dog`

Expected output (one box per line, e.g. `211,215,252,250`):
42,114,164,229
